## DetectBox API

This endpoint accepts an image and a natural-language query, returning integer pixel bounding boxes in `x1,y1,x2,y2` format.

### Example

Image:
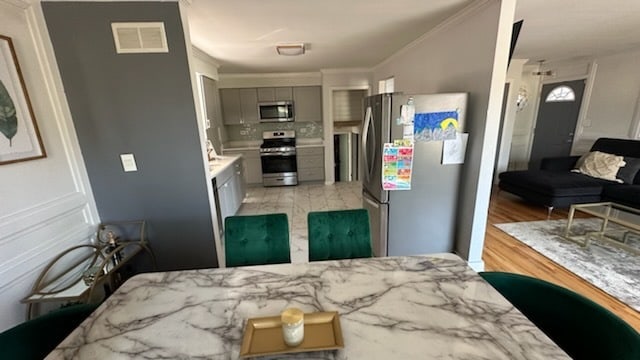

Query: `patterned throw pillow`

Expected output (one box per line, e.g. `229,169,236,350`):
617,157,640,184
573,151,625,182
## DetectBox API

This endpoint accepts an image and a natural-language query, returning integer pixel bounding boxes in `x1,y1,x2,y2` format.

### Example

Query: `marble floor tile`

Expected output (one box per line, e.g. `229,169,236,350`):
236,181,362,263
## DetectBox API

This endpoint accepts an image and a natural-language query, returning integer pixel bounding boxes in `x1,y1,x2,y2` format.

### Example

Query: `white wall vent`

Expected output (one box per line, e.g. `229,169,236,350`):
111,22,169,54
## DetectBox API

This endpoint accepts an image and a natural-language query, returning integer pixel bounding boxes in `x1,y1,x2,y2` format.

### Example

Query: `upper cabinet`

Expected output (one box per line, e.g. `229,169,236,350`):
239,89,258,123
220,88,259,125
202,76,226,154
257,87,293,102
293,86,322,122
221,86,321,124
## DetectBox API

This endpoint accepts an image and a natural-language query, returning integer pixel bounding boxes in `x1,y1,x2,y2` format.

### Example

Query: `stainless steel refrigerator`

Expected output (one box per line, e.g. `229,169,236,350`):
362,93,468,257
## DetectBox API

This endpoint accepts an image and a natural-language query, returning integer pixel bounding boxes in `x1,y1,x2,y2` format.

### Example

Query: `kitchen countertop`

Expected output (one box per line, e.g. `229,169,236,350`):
208,154,241,179
46,254,569,359
222,140,262,151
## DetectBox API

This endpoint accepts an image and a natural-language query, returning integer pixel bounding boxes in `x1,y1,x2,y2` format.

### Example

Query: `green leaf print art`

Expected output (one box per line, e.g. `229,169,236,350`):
0,80,18,147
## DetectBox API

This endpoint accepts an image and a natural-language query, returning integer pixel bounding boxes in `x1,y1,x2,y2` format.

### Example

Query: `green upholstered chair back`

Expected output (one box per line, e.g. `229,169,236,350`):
224,213,291,267
480,271,640,360
308,209,372,262
0,303,98,360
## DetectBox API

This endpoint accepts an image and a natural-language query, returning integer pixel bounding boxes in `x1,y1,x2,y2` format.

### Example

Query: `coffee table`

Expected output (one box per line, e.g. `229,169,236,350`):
564,202,640,255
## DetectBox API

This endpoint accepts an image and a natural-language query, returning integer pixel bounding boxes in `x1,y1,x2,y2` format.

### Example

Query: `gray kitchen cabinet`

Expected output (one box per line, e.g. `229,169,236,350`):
293,86,322,122
297,146,325,182
202,76,225,154
239,88,259,123
222,149,263,185
233,160,245,206
217,179,234,232
220,89,242,125
257,88,274,102
275,87,293,101
215,157,247,235
220,88,259,124
257,87,293,102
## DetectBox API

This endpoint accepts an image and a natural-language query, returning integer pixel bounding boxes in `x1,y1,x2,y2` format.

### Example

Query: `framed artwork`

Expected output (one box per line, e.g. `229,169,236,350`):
0,35,46,165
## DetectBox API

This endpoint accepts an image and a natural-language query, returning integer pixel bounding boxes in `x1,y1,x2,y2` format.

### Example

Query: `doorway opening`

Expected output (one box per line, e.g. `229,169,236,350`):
334,133,359,182
332,89,367,182
528,79,585,170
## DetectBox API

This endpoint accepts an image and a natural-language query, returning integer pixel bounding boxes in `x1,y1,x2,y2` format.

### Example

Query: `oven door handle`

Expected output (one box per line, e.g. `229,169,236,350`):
260,152,297,157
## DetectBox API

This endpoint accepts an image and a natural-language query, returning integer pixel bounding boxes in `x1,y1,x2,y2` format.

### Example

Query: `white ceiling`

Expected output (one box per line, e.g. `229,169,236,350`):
186,0,640,74
513,0,640,64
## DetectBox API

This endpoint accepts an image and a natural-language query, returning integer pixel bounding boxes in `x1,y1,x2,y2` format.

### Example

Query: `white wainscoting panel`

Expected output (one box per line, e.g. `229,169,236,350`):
0,192,95,330
0,2,99,331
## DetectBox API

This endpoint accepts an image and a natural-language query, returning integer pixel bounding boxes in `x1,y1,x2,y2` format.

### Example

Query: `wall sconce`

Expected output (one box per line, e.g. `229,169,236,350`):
516,86,528,112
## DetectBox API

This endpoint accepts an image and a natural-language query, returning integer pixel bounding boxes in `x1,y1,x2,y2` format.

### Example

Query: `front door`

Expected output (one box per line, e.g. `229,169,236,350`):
529,79,585,170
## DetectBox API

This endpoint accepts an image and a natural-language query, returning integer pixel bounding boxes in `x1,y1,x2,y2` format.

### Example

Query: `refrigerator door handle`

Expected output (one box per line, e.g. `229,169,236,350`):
362,106,372,182
363,194,379,208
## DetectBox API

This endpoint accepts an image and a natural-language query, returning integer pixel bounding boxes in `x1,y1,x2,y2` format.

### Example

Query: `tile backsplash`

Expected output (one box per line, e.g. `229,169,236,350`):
226,122,323,141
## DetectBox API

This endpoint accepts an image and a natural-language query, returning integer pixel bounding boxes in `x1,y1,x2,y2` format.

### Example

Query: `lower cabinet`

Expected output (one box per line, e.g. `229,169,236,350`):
297,146,325,182
215,157,246,236
222,149,262,185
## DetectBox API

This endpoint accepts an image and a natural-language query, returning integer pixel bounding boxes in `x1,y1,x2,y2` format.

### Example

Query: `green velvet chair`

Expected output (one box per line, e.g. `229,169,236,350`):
480,271,640,360
224,213,291,267
0,303,98,360
308,209,372,262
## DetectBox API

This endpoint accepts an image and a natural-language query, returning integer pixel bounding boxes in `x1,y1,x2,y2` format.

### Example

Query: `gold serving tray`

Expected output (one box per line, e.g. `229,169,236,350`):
240,311,344,358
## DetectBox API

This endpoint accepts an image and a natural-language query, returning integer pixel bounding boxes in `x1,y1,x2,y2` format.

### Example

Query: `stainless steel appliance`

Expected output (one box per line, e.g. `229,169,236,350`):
362,93,468,257
260,130,298,186
258,101,294,122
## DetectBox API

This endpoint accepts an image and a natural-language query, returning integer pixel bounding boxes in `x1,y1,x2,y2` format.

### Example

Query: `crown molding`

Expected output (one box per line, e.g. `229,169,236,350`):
219,72,322,80
0,0,32,9
320,67,372,75
191,46,220,68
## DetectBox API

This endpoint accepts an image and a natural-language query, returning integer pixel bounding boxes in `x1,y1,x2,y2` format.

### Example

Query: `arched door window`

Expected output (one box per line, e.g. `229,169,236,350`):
545,85,576,102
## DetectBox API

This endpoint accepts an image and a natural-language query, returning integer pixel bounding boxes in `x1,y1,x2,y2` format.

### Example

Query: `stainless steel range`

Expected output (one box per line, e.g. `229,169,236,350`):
260,130,298,187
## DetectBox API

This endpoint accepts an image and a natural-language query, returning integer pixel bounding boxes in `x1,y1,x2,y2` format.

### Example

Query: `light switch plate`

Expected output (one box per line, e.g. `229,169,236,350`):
120,153,138,172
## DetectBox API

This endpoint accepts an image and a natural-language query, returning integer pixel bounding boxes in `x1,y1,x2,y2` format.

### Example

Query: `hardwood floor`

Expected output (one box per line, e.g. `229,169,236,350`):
483,189,640,332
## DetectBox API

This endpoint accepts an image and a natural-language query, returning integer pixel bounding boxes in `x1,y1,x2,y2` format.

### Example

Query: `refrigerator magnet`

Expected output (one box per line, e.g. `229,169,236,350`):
398,103,416,125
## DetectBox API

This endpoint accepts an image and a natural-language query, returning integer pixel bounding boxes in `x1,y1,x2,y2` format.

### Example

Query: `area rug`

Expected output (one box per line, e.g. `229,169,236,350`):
495,219,640,312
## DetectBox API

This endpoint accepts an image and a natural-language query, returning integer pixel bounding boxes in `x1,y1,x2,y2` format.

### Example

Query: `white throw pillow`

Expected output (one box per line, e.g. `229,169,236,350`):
574,151,625,182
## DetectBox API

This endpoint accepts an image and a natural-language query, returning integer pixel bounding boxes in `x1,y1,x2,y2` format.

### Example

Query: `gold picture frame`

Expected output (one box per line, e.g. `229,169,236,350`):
0,34,46,165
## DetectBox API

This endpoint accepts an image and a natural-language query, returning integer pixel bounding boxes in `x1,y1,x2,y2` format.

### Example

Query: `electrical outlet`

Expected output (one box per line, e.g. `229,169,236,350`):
120,154,138,172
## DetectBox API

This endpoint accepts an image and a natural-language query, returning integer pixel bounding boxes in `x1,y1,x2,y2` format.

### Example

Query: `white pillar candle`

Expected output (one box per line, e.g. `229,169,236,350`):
281,308,304,346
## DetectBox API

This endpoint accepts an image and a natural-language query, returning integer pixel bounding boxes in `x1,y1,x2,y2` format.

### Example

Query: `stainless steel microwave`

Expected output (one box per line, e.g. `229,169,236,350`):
258,101,294,122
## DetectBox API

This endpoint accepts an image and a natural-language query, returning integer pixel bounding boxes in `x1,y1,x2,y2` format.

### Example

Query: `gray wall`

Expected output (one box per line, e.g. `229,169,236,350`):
43,1,217,270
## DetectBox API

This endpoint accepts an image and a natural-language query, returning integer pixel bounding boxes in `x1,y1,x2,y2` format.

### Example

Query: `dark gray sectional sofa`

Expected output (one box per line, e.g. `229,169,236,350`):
498,138,640,212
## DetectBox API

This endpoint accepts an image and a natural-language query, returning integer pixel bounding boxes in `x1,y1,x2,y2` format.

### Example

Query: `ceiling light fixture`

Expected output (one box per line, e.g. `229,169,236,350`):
532,59,554,76
276,43,305,56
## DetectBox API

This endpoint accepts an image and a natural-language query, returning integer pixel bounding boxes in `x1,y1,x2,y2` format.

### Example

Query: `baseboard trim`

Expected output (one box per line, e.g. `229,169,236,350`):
467,259,486,272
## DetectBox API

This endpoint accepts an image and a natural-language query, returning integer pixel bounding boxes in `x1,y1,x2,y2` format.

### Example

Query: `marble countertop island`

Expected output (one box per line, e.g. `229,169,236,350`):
46,254,569,359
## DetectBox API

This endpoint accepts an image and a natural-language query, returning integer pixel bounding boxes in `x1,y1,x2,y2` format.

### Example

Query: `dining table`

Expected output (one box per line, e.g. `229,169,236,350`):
45,253,570,359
